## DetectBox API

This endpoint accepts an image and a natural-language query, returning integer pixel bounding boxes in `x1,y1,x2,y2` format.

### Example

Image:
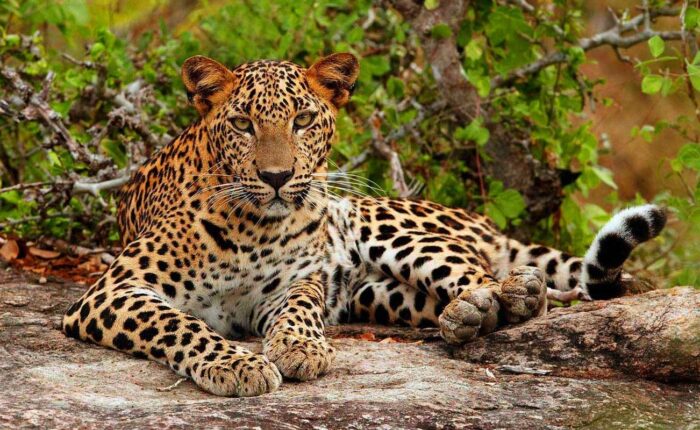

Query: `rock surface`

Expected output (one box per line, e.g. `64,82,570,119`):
1,269,699,429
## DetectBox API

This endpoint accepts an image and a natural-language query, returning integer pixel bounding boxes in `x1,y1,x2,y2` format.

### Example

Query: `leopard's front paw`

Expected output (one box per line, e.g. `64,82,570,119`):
264,331,335,381
195,352,282,397
497,266,547,323
439,287,499,345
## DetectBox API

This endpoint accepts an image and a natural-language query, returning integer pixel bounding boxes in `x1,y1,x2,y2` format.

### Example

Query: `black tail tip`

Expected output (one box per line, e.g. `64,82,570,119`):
649,206,667,238
586,279,626,300
622,205,667,244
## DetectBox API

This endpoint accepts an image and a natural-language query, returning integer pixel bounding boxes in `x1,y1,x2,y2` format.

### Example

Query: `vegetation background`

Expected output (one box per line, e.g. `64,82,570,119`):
0,0,698,288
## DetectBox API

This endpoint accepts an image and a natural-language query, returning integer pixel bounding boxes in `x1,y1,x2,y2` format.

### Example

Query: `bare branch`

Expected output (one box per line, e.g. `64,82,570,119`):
72,175,131,197
338,149,371,173
0,172,130,197
0,181,56,193
505,0,534,13
367,110,415,197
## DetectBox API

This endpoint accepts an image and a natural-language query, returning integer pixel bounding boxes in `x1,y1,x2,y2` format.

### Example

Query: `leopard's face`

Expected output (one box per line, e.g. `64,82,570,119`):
182,54,359,219
212,61,335,218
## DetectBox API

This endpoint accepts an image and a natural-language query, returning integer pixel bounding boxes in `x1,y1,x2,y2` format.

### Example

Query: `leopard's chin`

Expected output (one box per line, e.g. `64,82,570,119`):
263,198,292,218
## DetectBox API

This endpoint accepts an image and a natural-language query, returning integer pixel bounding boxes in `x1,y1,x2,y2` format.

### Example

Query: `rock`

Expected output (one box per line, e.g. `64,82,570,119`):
1,269,699,429
454,287,700,382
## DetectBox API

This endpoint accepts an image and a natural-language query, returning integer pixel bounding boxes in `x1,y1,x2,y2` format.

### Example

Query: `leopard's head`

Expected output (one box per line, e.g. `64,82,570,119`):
182,53,359,218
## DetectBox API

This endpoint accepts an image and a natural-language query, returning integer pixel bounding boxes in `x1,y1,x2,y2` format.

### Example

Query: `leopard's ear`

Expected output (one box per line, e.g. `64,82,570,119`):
306,53,359,109
182,56,235,116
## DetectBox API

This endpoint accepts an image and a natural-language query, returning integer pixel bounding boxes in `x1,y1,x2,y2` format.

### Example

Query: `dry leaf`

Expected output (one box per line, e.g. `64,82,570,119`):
357,332,377,341
379,337,397,343
29,247,61,259
78,255,106,273
28,266,46,275
0,240,19,261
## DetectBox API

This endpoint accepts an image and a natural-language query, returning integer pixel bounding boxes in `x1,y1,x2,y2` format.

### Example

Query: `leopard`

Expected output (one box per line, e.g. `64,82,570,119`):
62,52,667,397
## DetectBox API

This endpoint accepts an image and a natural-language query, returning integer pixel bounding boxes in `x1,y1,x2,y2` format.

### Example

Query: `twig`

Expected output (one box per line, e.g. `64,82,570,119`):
156,377,187,392
474,152,487,201
498,365,551,376
0,181,56,193
505,0,534,13
368,110,412,197
338,149,371,173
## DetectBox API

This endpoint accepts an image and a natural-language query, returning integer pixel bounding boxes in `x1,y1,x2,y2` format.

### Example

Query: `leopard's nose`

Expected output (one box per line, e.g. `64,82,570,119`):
257,169,293,191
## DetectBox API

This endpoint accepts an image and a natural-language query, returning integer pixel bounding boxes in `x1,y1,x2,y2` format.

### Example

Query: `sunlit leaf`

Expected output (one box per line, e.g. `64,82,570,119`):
648,35,665,58
641,74,664,94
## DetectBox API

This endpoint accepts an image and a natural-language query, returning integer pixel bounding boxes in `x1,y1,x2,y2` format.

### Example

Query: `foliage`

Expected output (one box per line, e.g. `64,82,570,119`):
632,19,700,286
0,0,698,287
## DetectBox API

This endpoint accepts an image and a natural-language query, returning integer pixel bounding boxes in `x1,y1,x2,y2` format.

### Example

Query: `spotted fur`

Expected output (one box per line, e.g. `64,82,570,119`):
63,53,666,397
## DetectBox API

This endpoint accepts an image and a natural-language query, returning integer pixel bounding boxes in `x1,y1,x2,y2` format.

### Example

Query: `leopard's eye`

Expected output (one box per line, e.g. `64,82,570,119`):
232,117,253,133
293,112,315,129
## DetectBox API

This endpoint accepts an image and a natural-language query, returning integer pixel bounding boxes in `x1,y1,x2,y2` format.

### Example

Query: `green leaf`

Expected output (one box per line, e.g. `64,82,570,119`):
493,188,526,218
486,181,526,226
693,52,700,65
90,42,105,59
0,190,22,205
431,24,452,39
465,68,491,97
688,63,700,91
424,0,440,10
685,7,700,30
362,56,391,77
386,76,405,99
643,125,656,142
47,150,62,167
641,74,664,94
454,118,490,146
4,34,20,47
648,35,665,58
465,39,482,61
485,202,507,229
677,143,700,170
591,166,618,190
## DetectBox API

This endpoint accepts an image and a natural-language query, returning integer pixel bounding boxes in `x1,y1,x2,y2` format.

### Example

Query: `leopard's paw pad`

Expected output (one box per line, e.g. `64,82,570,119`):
265,334,335,381
498,266,547,323
199,353,282,397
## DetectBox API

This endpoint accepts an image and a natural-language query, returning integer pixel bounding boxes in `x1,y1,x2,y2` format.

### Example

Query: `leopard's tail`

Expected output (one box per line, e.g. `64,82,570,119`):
580,204,666,300
499,204,666,301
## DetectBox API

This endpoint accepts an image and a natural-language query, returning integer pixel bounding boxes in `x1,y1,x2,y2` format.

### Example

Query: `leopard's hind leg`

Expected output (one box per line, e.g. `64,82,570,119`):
348,267,546,345
437,265,546,344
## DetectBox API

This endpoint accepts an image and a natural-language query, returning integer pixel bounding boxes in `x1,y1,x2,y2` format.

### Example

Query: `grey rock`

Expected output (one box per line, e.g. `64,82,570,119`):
1,270,698,429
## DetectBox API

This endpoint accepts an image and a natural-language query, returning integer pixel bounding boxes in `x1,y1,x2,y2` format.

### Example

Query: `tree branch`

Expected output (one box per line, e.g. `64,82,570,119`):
0,173,130,195
71,175,131,196
0,68,112,173
492,6,687,88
